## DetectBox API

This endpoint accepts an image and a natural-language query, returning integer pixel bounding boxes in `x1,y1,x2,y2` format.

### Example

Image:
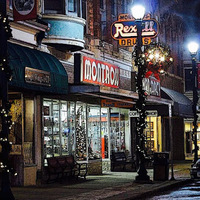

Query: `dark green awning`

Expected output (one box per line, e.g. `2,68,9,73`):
8,42,68,95
161,87,193,118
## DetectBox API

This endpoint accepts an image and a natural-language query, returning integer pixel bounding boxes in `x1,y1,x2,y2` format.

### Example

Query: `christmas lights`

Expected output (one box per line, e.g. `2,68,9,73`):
144,43,173,80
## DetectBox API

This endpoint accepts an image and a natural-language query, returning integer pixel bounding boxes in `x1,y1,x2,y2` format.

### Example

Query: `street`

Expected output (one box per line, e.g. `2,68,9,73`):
146,180,200,200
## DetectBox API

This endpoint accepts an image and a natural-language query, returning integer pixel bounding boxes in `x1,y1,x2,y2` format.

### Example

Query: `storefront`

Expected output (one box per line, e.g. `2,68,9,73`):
185,119,200,159
7,42,68,186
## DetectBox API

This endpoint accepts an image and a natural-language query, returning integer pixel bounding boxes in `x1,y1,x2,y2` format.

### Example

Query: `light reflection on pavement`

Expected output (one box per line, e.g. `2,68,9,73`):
147,181,200,200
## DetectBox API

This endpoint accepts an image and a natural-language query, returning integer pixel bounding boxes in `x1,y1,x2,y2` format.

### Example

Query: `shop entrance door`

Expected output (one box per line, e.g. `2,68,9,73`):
110,108,126,153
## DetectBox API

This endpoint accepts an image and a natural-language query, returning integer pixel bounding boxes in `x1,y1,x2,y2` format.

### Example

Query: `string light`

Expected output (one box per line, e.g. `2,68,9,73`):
0,13,16,180
144,43,173,80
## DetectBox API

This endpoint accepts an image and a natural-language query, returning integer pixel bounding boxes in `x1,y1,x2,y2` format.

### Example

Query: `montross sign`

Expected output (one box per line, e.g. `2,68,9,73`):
80,56,120,88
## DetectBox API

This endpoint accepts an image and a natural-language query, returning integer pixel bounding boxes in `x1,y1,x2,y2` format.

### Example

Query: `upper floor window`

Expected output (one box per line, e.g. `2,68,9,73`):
111,0,117,16
121,0,127,13
68,0,76,12
184,66,193,92
44,0,65,14
100,0,105,10
44,0,82,17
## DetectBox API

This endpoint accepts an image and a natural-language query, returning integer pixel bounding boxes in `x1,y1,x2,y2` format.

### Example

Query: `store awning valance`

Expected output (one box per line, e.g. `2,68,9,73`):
8,42,68,95
161,87,193,118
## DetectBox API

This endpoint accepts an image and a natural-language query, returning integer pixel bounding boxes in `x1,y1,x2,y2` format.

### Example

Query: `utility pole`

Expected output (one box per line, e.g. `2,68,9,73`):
0,1,15,199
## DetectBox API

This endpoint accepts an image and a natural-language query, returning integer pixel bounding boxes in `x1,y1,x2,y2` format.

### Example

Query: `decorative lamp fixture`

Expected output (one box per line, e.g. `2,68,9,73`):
144,43,173,80
131,5,145,20
188,42,199,55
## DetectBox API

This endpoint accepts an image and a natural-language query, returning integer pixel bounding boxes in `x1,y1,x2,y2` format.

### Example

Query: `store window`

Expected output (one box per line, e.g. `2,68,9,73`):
10,99,22,145
101,108,109,159
43,99,71,159
67,102,76,155
144,116,162,155
75,102,87,161
110,108,130,154
88,105,101,160
43,0,82,17
24,99,34,164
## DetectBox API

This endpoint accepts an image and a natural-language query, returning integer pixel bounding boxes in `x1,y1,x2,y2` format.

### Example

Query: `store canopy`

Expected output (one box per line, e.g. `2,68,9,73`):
161,87,193,118
8,42,68,95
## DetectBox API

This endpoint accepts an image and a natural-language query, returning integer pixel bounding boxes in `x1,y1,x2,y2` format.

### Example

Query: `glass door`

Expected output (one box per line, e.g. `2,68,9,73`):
87,105,101,160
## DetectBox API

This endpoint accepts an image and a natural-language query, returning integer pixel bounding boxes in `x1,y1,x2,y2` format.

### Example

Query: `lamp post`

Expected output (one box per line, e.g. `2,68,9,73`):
132,5,150,182
188,41,199,165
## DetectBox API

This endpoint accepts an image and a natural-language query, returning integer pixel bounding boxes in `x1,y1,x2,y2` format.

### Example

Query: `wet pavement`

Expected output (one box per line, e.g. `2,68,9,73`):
11,161,193,200
147,180,200,200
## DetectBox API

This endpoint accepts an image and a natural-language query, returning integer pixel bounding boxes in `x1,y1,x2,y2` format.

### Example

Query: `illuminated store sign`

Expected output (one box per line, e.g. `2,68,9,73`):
81,56,120,88
111,14,159,46
143,77,160,96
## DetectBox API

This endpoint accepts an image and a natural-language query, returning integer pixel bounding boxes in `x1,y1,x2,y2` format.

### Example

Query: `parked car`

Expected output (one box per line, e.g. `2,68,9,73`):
190,159,200,179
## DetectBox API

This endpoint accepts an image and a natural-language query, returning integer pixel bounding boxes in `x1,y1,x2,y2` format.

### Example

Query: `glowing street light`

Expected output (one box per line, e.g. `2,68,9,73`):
188,41,199,164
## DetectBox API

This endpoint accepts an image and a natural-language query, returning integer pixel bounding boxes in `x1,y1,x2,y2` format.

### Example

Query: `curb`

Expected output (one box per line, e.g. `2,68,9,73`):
104,178,193,200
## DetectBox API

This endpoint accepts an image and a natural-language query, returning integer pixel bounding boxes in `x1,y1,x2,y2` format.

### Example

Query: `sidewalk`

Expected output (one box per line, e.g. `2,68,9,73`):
12,160,193,200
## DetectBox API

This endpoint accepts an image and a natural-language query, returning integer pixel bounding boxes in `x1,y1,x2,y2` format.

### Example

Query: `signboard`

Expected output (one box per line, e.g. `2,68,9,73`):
143,77,160,97
81,56,120,88
13,0,37,21
111,14,159,46
25,67,51,86
146,110,158,117
101,99,133,108
129,111,139,117
129,110,158,118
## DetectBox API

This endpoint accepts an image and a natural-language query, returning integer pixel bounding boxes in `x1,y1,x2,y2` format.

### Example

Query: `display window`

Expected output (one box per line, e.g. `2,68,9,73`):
75,102,87,161
185,122,200,156
43,99,71,159
87,105,101,160
43,99,132,166
144,116,162,155
110,108,130,155
101,108,109,159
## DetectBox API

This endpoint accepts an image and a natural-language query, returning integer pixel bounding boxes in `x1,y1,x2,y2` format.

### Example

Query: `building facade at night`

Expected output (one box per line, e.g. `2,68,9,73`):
5,0,196,186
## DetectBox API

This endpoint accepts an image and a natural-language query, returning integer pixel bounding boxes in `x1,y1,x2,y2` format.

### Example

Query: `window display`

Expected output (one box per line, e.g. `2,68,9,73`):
101,108,109,159
88,105,101,160
43,99,70,159
75,103,87,161
110,108,126,152
43,99,132,168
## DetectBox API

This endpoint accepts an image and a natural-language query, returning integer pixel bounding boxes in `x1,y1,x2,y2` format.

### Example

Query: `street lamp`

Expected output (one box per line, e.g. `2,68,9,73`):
132,5,150,182
188,41,199,165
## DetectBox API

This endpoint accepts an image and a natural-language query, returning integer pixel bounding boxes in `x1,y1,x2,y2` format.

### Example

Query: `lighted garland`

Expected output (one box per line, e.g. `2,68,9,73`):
0,13,15,177
134,51,149,162
144,43,173,80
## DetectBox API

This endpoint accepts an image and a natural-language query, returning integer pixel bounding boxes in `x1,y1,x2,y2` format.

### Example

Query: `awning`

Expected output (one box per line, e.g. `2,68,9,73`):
161,87,193,117
8,42,68,95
